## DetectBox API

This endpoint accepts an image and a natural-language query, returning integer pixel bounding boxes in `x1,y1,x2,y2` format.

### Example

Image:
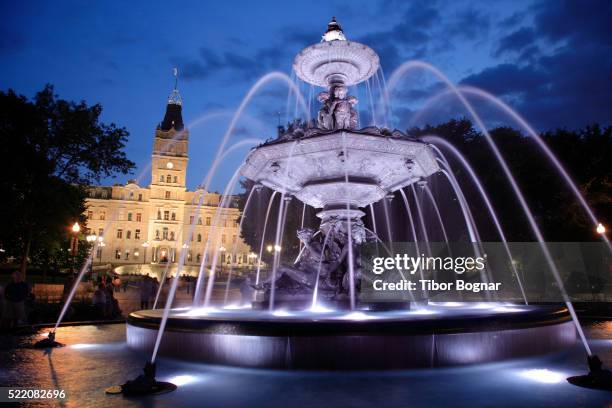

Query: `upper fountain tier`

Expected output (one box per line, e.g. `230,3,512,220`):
293,17,380,87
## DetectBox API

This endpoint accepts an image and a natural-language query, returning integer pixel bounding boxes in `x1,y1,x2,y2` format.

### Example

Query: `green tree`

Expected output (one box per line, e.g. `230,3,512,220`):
0,85,135,277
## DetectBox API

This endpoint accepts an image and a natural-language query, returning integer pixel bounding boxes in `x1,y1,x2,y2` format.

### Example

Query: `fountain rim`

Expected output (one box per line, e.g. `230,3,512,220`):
127,305,571,336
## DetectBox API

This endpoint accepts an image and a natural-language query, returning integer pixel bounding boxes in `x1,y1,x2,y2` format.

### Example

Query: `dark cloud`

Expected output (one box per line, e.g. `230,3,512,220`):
456,0,612,130
494,27,536,56
445,8,491,41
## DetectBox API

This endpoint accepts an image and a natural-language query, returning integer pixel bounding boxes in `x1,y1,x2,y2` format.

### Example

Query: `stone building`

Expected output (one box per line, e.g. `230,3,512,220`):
84,83,252,269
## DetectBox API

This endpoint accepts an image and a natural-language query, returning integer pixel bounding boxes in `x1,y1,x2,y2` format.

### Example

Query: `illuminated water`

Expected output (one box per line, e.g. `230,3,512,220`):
1,322,611,407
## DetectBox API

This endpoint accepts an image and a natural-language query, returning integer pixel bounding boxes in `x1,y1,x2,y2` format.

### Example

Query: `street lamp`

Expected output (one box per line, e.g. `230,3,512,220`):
70,222,81,273
248,252,258,272
141,241,150,264
596,222,606,235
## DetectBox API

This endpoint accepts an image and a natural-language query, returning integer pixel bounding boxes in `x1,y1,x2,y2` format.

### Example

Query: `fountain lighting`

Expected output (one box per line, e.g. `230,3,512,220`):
272,309,293,317
165,375,200,386
409,308,437,315
430,302,465,307
519,369,566,384
309,304,334,313
340,311,377,321
70,343,99,350
223,304,252,310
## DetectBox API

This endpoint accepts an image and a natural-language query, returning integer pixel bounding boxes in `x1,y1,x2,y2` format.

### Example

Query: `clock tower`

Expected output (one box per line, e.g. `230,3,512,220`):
148,74,189,262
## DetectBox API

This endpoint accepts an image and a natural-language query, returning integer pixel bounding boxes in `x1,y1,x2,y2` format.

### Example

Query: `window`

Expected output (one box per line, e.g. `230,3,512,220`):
127,212,132,221
125,250,130,260
170,231,175,240
165,191,171,199
138,194,142,201
171,212,176,221
129,191,134,199
136,213,142,222
157,210,161,220
197,253,201,262
100,212,106,220
197,234,202,242
98,228,104,236
115,249,121,259
133,249,139,259
205,217,211,226
189,216,194,224
243,254,247,264
159,175,164,182
166,175,171,183
173,176,177,183
188,251,192,261
162,228,168,240
155,230,160,239
87,211,93,219
221,253,226,263
135,229,140,240
164,211,169,220
117,229,123,239
126,230,131,239
198,217,202,225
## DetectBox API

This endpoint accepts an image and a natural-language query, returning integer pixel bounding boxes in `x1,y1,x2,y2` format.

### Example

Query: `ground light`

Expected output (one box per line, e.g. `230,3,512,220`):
33,331,63,349
567,355,612,390
106,362,177,396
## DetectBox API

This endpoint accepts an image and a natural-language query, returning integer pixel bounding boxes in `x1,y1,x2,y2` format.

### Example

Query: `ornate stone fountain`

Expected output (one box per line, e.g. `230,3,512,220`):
125,18,576,370
241,17,439,307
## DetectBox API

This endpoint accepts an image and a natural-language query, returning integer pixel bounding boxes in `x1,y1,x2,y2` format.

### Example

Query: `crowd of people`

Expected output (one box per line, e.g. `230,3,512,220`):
91,275,122,319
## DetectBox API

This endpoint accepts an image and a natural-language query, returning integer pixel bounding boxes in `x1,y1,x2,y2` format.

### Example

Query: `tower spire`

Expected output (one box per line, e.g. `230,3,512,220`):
167,67,182,106
160,67,184,131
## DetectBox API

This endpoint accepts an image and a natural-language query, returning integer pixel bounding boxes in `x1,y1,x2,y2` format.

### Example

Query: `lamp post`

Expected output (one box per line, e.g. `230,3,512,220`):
86,234,97,279
142,241,150,264
248,252,258,274
70,222,80,274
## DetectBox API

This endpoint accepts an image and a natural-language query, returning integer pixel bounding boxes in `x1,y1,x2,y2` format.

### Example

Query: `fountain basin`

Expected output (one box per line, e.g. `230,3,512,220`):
126,304,575,369
242,131,439,208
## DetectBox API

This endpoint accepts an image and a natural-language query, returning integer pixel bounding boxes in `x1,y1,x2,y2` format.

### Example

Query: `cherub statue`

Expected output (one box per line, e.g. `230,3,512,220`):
316,92,333,130
329,85,358,130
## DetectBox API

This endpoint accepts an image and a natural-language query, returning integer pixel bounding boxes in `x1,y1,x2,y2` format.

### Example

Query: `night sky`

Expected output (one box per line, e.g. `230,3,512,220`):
1,0,610,190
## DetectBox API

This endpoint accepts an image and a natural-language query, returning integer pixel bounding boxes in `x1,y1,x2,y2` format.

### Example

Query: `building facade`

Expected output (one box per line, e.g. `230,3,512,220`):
84,85,252,268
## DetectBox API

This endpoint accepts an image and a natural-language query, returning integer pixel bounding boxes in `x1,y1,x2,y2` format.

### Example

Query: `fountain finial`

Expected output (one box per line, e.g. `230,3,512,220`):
322,16,346,42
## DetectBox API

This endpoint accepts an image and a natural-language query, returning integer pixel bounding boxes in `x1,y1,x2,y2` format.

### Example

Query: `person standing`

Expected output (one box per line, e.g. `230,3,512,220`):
2,272,30,328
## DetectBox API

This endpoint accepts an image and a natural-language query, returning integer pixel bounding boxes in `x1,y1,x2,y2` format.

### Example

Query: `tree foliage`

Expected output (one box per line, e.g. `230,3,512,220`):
0,85,135,275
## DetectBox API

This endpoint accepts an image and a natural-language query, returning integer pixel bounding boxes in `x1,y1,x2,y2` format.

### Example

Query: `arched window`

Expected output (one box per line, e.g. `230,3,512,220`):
197,234,202,242
166,175,172,183
159,175,164,182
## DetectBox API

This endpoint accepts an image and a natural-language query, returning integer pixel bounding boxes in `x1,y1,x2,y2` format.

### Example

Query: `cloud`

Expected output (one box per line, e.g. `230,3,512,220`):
455,0,612,130
494,27,536,56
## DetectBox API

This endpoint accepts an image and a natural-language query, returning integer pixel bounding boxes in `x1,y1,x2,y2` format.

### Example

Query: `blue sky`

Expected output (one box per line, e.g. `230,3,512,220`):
1,0,610,190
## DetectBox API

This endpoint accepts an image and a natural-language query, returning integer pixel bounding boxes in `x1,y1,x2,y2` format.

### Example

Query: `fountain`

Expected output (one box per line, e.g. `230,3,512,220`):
125,17,578,370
